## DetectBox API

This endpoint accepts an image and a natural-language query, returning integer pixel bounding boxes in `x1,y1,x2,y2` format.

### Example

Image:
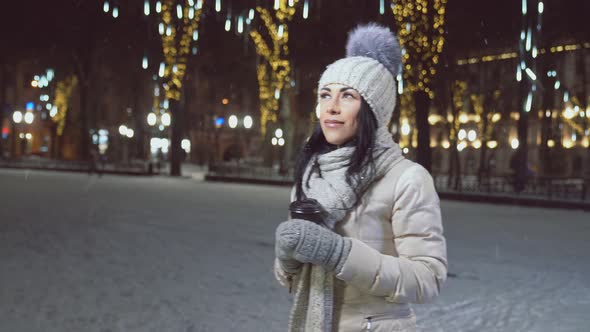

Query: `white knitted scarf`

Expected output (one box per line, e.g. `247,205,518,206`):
288,126,403,332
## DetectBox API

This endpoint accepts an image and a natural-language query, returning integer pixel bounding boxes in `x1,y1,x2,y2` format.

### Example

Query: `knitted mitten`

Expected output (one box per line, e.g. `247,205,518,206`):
275,236,303,274
276,219,352,274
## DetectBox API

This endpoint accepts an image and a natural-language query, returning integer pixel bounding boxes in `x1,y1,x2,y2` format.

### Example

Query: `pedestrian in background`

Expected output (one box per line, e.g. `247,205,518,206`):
274,24,448,331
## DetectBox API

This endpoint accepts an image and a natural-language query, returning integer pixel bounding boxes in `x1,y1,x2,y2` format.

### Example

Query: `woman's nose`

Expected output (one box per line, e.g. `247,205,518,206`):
327,99,340,114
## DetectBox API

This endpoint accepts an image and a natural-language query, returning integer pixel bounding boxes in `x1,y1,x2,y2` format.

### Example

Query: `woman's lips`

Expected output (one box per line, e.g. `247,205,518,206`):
324,120,344,128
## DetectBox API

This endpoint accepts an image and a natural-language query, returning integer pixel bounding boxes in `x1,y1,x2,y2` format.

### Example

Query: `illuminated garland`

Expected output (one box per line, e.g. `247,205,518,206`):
392,0,447,99
449,81,466,141
456,34,590,66
52,76,78,136
158,0,203,101
470,91,501,142
561,98,589,136
398,93,414,148
249,0,298,136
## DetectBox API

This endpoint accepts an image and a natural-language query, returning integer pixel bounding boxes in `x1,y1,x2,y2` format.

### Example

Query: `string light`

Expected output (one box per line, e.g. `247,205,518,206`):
392,0,447,99
249,0,298,135
457,43,590,66
159,62,165,77
52,76,78,136
157,0,203,101
237,16,244,34
176,4,183,18
225,16,231,31
144,0,150,16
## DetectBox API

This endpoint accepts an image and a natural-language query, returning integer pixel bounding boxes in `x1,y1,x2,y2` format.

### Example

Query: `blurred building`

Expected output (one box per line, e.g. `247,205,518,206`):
399,41,590,178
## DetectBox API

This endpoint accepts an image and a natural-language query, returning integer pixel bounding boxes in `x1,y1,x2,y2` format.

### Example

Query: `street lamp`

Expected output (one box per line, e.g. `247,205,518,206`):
12,111,23,124
181,139,191,153
119,124,134,163
244,115,253,129
118,125,128,136
147,112,157,126
161,113,171,126
24,112,34,124
458,129,467,141
228,115,238,128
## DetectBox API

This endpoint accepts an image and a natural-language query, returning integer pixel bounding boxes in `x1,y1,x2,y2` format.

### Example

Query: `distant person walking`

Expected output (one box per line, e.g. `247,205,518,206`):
274,24,447,331
88,149,102,177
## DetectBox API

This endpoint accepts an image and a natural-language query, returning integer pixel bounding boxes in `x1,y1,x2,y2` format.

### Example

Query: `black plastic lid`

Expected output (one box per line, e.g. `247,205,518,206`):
289,198,323,215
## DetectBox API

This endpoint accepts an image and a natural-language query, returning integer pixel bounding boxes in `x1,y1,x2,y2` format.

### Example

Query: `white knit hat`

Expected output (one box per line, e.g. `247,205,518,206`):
318,23,401,127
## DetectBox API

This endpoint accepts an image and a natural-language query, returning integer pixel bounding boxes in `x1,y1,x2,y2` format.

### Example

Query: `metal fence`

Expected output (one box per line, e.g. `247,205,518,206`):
209,163,589,202
0,158,153,175
433,174,589,202
208,162,294,181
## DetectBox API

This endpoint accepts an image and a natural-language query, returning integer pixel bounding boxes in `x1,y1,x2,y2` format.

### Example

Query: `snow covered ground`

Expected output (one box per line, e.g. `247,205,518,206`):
1,169,589,332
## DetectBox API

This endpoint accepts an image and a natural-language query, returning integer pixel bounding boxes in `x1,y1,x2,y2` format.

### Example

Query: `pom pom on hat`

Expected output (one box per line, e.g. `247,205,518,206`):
345,23,402,77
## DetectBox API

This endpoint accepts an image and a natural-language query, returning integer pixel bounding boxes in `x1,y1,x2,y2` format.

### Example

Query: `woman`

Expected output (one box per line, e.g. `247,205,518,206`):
274,23,447,332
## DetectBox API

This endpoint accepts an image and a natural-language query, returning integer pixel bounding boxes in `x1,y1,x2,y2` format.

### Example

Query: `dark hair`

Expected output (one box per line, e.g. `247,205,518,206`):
294,98,379,211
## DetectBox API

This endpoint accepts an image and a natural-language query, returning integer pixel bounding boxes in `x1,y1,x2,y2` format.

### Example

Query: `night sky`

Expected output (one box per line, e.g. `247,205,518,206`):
0,0,587,89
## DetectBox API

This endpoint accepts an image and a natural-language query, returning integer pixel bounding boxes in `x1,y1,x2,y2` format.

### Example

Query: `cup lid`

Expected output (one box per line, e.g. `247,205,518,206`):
289,198,323,215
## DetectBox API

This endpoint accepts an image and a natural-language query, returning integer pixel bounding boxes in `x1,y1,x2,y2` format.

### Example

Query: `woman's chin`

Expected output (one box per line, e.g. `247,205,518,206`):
325,137,353,146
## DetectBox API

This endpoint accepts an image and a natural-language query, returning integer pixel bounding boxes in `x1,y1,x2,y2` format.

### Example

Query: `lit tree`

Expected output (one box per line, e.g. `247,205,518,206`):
249,0,298,137
471,90,502,187
447,80,466,190
156,0,204,175
392,0,447,171
249,0,298,168
52,76,79,156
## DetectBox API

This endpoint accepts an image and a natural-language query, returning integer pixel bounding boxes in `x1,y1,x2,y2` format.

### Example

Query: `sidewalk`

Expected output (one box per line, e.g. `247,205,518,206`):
0,158,213,179
0,157,153,176
203,172,590,212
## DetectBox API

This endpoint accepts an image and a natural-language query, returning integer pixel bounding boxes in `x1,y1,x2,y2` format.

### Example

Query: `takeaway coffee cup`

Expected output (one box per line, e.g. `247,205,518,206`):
289,198,324,225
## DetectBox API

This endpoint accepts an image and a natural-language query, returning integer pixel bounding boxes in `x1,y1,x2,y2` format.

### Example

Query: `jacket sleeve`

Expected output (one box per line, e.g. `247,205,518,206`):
336,165,448,304
273,186,298,289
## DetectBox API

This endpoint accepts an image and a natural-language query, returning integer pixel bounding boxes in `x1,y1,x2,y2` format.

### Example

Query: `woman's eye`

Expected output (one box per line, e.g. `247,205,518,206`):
320,93,330,99
343,93,355,99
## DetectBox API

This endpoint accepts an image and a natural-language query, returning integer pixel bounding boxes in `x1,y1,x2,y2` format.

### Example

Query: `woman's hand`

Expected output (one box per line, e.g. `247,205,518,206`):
275,219,352,273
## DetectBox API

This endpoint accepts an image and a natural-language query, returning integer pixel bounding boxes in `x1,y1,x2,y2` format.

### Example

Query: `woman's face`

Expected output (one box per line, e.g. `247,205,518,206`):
318,83,362,146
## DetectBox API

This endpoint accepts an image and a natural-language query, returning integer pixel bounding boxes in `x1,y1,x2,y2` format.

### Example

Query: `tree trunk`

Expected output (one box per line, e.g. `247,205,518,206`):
515,83,529,193
169,98,184,176
414,90,432,171
133,75,145,160
78,81,90,162
540,61,554,176
477,95,491,189
0,65,5,158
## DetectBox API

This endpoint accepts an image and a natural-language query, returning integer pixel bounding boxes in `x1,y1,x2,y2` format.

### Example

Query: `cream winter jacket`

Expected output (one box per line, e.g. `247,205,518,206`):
275,158,448,331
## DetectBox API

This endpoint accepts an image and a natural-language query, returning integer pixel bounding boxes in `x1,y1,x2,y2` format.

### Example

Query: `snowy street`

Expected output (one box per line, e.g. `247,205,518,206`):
1,169,589,332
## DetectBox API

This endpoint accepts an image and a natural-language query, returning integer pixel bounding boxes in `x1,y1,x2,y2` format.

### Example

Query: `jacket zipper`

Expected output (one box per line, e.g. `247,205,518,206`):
364,317,372,331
